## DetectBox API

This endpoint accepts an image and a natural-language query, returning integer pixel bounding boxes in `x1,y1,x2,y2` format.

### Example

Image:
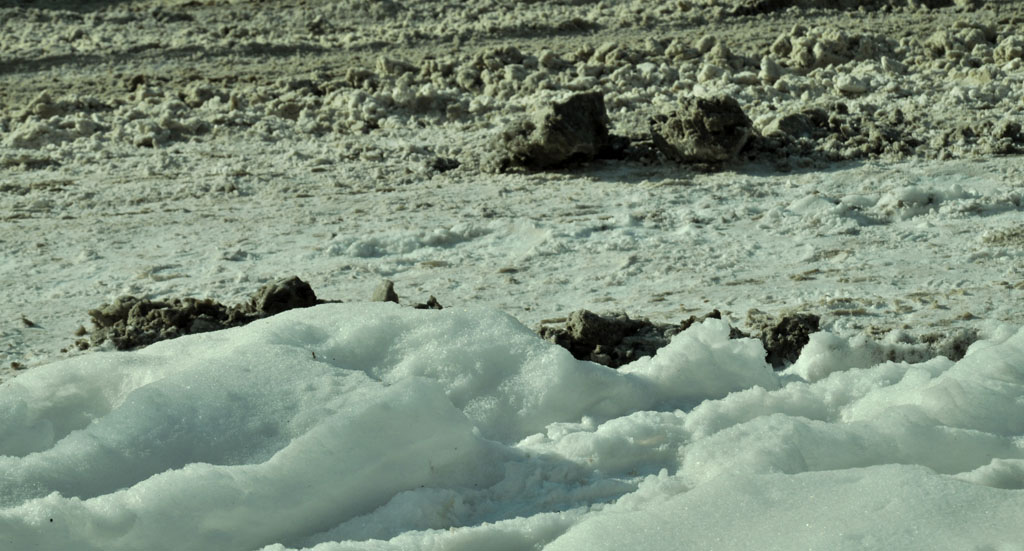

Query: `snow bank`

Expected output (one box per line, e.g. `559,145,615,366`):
1,303,1022,550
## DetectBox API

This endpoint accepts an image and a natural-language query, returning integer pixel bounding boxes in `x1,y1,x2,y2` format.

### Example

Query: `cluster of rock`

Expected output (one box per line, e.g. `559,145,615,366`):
539,308,820,370
371,279,443,310
3,1,1024,169
490,91,755,171
81,277,978,370
82,278,446,352
84,276,319,351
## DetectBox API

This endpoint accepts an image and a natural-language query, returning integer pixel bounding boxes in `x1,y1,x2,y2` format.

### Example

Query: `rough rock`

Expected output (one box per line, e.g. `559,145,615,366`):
752,102,926,166
371,279,400,303
539,310,680,368
539,308,829,369
760,109,826,139
86,276,319,351
247,276,318,315
493,92,610,171
649,96,752,163
746,310,821,369
413,295,444,310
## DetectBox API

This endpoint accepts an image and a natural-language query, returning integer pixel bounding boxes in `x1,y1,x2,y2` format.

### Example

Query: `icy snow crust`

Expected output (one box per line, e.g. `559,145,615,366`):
1,303,1022,550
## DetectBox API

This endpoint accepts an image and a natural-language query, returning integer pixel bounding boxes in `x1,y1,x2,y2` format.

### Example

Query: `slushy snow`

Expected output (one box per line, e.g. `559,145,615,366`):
1,303,1023,550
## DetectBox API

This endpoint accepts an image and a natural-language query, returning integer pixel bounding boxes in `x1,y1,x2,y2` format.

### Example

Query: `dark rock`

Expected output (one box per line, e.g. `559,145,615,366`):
752,103,923,166
731,0,791,16
494,92,610,171
87,296,243,351
917,327,979,361
650,96,752,164
429,157,460,173
746,309,820,369
85,276,319,351
680,309,723,331
371,280,400,303
248,276,318,316
539,310,677,368
566,310,640,346
414,295,443,310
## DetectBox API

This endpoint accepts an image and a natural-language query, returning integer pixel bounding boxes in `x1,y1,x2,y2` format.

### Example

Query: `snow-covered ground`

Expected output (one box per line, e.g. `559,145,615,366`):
3,304,1024,550
3,141,1021,374
2,0,1024,549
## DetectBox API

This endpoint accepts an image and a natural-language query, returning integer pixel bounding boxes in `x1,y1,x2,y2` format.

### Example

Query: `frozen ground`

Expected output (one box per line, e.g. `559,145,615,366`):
1,0,1023,549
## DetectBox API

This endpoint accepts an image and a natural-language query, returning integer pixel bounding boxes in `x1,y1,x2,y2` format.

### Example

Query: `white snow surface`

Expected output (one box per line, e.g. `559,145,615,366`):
2,302,1023,550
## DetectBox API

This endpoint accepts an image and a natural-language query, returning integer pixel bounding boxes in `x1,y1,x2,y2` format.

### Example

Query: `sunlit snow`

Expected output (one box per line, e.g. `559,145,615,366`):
1,303,1022,550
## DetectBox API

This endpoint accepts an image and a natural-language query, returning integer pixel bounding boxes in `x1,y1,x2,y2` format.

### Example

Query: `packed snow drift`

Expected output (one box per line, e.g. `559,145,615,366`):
1,303,1022,550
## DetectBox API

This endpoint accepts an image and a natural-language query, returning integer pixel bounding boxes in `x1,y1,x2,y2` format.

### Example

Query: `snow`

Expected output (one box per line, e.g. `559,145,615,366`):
2,303,1022,550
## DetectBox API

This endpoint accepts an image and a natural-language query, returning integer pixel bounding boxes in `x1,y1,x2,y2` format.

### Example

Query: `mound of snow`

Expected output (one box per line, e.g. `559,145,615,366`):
1,303,1022,550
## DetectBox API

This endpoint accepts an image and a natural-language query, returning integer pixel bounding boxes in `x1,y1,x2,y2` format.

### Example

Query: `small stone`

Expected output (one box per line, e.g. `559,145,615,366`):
414,296,443,310
538,49,566,70
835,74,869,95
759,55,783,84
880,56,907,74
732,71,760,85
761,110,825,139
429,157,460,173
372,280,399,303
695,35,717,54
697,64,725,82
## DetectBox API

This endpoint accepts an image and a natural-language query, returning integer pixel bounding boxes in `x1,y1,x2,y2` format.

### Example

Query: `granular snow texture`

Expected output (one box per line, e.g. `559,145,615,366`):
1,304,1022,550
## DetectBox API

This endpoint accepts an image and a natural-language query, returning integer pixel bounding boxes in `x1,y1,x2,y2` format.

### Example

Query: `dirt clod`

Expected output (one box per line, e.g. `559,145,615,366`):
650,96,752,164
248,276,318,316
494,92,610,171
86,276,319,351
372,280,400,303
766,314,820,368
414,295,444,310
539,309,680,368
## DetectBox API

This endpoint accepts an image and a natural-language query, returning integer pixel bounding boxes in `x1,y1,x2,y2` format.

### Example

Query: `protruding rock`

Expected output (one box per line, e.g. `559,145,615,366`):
835,74,870,95
650,96,752,163
372,280,400,303
761,109,827,139
414,296,443,310
747,310,820,369
250,276,318,316
539,310,678,368
494,92,610,171
759,55,784,84
880,56,907,74
86,276,320,351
